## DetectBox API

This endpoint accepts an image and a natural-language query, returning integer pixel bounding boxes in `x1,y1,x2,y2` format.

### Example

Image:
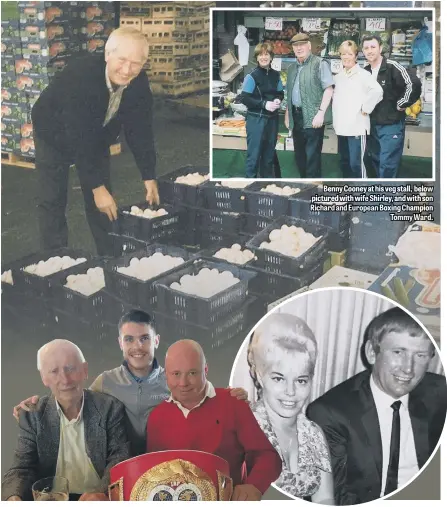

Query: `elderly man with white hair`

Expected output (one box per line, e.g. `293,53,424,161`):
2,339,130,501
31,27,159,256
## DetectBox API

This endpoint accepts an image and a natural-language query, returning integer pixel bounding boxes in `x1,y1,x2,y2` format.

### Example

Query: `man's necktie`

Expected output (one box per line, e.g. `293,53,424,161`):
384,400,402,495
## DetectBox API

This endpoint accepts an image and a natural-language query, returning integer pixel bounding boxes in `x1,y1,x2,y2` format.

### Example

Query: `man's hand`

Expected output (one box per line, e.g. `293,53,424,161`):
13,395,40,422
227,387,249,402
284,109,290,129
7,496,21,501
79,493,109,501
312,110,325,128
397,106,406,111
144,180,160,206
92,186,117,221
265,101,280,113
231,484,262,501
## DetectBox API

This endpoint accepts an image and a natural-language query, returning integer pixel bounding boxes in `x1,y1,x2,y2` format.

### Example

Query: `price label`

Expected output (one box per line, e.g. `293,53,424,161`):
265,17,283,31
330,59,343,74
302,18,321,32
366,18,386,32
271,58,282,72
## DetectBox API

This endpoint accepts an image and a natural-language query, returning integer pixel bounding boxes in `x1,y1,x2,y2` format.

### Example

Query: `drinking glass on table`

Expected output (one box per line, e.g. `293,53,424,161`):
32,476,69,501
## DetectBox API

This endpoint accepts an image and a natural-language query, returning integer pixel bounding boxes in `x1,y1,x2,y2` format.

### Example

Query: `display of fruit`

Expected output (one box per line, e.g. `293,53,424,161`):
405,98,422,119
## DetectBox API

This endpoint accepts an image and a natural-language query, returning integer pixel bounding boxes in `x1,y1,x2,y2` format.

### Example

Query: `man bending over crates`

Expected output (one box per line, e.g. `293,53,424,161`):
32,27,160,256
13,310,248,458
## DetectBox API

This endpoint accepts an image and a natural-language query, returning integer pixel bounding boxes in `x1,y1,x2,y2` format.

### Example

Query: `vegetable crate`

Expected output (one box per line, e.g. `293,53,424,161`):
244,182,314,218
242,213,275,235
103,244,195,308
198,235,256,268
201,181,248,213
114,203,180,243
153,296,255,348
108,233,151,258
158,165,208,206
198,207,246,234
10,248,91,299
50,260,110,321
247,217,330,276
247,259,325,303
52,308,117,343
155,259,257,326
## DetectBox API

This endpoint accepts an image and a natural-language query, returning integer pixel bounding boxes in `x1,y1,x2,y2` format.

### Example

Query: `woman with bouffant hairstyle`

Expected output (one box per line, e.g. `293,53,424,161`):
239,42,284,178
247,313,334,503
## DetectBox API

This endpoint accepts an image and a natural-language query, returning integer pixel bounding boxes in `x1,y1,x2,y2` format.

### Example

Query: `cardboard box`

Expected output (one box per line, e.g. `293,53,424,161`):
20,136,36,157
1,20,20,39
85,38,107,53
1,71,18,89
1,87,23,105
79,3,116,22
1,103,29,122
368,264,440,342
16,73,49,94
81,21,114,38
1,134,19,153
15,57,49,76
1,40,20,57
1,55,16,73
19,24,47,42
310,265,378,290
1,120,21,136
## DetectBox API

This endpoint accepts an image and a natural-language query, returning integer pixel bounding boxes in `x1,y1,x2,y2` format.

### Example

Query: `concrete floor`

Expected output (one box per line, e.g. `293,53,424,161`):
1,99,441,501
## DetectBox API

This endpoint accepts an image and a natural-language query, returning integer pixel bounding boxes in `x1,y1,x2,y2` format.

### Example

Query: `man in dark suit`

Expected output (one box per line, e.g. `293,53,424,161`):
32,27,159,256
307,307,446,505
2,339,130,501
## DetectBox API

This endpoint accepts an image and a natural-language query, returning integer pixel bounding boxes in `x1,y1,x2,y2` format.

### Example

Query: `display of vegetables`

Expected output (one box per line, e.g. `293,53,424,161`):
260,184,301,196
1,270,13,285
260,225,321,258
124,206,168,219
23,256,87,277
170,268,239,298
65,267,105,297
213,244,255,265
175,172,209,186
117,253,185,282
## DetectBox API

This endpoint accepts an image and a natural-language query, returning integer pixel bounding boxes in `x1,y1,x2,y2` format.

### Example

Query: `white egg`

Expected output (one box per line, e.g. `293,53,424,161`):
269,229,281,241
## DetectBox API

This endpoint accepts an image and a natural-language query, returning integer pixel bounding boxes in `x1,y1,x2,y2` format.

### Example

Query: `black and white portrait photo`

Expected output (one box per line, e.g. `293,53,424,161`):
230,288,446,505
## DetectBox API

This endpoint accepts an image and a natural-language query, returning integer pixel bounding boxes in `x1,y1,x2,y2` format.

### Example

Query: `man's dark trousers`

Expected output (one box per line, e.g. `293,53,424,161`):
35,136,114,256
292,107,325,178
245,112,279,178
367,119,405,178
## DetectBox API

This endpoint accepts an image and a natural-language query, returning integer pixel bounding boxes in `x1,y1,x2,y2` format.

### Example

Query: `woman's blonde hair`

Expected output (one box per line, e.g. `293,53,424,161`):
105,27,149,59
254,42,274,61
247,313,317,399
339,40,359,56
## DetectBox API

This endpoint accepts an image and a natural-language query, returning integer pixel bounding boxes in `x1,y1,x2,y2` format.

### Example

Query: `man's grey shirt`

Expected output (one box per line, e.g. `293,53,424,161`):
90,359,170,456
291,56,334,107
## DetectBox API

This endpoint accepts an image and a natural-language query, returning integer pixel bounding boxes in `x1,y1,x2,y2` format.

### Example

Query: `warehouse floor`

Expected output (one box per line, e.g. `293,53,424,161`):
1,98,440,501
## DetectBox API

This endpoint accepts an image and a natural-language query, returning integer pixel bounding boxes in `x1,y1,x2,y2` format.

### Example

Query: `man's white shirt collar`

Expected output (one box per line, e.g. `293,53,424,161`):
168,381,216,418
370,376,409,411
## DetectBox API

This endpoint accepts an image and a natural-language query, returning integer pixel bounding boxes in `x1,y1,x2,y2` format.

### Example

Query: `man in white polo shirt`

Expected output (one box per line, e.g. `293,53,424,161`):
2,339,130,501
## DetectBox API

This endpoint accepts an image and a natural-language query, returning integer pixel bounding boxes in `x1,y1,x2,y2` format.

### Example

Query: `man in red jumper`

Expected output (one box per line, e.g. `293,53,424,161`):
146,340,282,501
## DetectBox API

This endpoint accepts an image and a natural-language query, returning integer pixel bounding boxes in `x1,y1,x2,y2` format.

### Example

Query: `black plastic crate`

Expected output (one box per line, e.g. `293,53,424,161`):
103,244,195,308
52,308,117,343
108,233,151,258
177,205,201,232
114,203,180,243
247,259,325,303
201,181,248,213
194,229,253,250
154,259,257,326
288,187,351,233
153,296,255,346
50,260,111,321
10,248,91,299
242,213,275,235
198,207,246,233
198,236,257,268
247,217,330,276
245,182,313,218
158,165,208,207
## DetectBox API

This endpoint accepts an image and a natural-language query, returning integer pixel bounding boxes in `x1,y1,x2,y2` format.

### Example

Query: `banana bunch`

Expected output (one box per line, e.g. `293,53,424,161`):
405,98,422,119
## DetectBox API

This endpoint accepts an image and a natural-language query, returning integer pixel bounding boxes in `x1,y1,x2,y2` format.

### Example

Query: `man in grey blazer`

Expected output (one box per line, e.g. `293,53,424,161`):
2,339,130,501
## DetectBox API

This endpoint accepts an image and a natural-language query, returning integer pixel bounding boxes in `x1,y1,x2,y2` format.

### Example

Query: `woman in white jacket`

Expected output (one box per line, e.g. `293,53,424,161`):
333,40,383,178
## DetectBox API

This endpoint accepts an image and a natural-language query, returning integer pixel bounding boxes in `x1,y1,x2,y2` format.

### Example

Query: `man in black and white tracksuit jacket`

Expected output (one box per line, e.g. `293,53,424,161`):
362,35,422,178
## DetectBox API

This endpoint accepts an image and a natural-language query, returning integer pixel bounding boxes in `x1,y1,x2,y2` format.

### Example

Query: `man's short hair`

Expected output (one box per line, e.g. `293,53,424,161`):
105,27,149,59
365,307,434,355
361,34,382,47
37,339,86,371
118,309,156,335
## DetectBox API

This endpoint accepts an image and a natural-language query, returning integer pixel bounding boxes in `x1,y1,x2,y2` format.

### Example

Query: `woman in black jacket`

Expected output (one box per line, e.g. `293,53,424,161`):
240,43,284,178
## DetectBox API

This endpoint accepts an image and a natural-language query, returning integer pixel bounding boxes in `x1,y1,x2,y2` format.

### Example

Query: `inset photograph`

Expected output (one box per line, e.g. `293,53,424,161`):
230,288,446,503
211,7,434,180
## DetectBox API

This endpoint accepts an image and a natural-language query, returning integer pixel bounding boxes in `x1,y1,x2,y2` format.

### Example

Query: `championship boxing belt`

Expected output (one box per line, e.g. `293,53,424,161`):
109,450,233,501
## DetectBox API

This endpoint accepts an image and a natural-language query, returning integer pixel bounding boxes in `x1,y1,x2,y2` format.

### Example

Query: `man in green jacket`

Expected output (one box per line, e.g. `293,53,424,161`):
285,32,334,178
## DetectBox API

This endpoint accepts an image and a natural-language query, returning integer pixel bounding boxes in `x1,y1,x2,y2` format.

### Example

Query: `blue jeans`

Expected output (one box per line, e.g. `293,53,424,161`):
245,112,279,178
338,135,367,179
367,120,405,178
